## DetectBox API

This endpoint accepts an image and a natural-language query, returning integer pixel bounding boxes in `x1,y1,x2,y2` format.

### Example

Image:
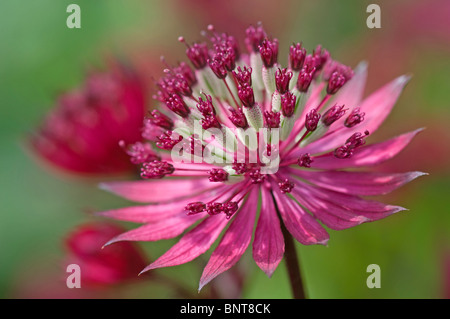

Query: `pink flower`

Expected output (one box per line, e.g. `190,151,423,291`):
97,25,425,290
65,222,148,287
30,62,147,176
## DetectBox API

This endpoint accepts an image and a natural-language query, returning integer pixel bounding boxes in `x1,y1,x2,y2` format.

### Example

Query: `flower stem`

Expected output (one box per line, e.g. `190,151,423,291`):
280,220,307,299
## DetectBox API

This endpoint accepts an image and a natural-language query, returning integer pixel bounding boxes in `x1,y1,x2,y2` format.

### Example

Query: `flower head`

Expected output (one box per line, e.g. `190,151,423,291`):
97,25,424,290
65,222,147,286
30,63,146,175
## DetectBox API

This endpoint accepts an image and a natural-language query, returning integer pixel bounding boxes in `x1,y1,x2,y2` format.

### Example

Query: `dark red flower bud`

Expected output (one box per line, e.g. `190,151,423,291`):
232,162,251,175
247,168,266,184
344,107,365,127
208,54,228,79
327,71,347,95
220,46,237,71
275,68,293,94
174,62,196,86
305,109,321,131
297,67,316,92
206,202,224,215
334,144,353,159
140,160,174,179
185,202,206,215
147,110,173,130
156,130,183,150
312,45,330,72
209,168,229,182
232,66,252,86
228,108,248,128
281,91,297,117
223,201,239,219
289,43,307,71
264,111,281,128
173,73,192,97
259,38,279,68
165,93,190,118
245,25,267,52
209,28,240,61
182,134,205,156
298,153,313,167
322,104,347,126
197,94,216,116
238,84,255,107
334,130,369,159
279,179,295,194
120,141,159,165
201,115,221,130
345,130,369,148
184,41,209,69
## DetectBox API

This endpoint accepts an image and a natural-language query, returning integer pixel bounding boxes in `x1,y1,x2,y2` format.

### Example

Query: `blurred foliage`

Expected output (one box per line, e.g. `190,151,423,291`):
0,0,449,299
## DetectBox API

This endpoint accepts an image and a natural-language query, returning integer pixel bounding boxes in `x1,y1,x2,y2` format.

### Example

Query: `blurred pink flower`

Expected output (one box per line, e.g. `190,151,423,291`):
65,222,148,287
391,0,450,46
356,0,450,90
30,62,147,176
97,25,424,290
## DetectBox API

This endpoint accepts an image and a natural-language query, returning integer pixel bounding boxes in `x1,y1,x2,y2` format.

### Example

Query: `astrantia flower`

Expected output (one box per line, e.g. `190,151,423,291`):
97,25,425,290
65,222,147,286
30,63,147,175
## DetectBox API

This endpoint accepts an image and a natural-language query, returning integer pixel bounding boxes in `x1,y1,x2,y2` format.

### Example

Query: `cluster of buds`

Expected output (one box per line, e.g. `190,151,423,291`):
122,23,361,212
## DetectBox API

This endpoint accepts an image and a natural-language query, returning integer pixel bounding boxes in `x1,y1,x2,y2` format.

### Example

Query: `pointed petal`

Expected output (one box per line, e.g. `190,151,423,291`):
95,189,217,223
301,75,411,155
96,202,189,223
311,129,423,169
290,169,427,196
273,187,329,245
140,214,230,273
331,61,368,108
290,180,405,230
359,75,411,134
104,214,204,246
252,188,284,278
199,187,259,291
290,183,371,230
99,178,217,203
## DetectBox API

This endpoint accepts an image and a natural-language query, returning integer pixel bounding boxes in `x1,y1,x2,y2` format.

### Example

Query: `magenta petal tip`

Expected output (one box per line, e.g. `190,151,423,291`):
98,182,112,193
317,238,329,246
394,74,412,89
138,267,151,276
103,237,118,248
198,282,207,293
355,60,368,73
411,171,429,179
